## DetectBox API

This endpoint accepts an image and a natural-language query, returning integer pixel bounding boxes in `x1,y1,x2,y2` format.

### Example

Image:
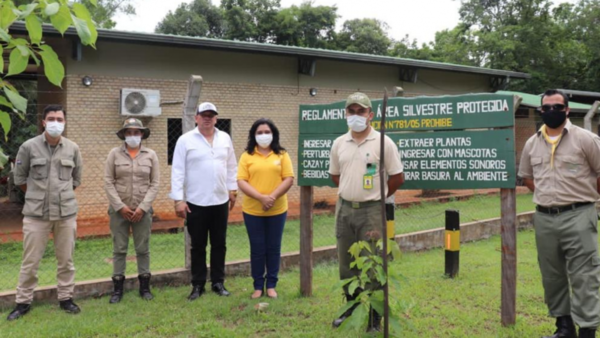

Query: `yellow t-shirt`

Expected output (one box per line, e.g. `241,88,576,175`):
237,149,295,216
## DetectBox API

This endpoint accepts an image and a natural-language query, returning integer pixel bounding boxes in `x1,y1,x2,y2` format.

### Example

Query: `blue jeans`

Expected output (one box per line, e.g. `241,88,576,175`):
243,212,287,290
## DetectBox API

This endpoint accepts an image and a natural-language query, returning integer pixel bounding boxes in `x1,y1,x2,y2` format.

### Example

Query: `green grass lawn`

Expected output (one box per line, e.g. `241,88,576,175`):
0,229,569,337
0,193,536,293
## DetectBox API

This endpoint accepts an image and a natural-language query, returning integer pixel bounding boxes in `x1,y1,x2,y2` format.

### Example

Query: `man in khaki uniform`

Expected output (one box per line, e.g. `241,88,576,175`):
329,92,404,332
7,105,83,321
519,89,600,338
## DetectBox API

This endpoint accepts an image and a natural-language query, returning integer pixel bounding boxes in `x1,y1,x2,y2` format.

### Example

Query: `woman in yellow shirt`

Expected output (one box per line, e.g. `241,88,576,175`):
237,118,294,299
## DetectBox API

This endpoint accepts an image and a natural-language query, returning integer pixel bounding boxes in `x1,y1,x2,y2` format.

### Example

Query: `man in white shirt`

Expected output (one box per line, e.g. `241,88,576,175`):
170,102,238,300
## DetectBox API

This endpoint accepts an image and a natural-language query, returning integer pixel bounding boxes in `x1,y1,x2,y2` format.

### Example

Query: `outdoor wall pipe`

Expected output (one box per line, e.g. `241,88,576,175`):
583,101,600,132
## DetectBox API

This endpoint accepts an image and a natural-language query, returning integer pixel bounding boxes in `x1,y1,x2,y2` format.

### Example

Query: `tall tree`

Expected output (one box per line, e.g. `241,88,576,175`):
273,1,337,48
155,0,224,38
336,18,391,55
220,0,280,42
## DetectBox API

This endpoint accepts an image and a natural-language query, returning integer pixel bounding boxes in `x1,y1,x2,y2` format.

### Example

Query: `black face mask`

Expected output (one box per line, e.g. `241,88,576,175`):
542,109,567,129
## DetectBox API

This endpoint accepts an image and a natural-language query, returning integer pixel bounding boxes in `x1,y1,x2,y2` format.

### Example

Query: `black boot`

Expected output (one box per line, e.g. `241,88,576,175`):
211,283,231,297
138,273,153,300
59,299,81,314
6,303,31,321
579,328,597,338
188,284,205,301
109,275,125,304
332,294,358,328
543,316,577,338
367,307,382,333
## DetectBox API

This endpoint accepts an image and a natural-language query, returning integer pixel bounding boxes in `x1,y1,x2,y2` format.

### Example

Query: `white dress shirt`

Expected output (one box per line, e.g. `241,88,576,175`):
169,127,238,206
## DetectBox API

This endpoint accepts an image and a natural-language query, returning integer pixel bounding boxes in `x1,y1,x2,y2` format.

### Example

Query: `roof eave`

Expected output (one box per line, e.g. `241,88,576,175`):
10,22,530,79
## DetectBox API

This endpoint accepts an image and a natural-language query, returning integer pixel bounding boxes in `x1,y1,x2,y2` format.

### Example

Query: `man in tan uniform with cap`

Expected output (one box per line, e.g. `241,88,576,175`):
7,105,83,321
329,92,404,332
519,89,600,338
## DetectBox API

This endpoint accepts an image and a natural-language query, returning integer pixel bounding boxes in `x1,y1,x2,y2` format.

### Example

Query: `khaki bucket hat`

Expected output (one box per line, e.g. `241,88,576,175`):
116,118,150,140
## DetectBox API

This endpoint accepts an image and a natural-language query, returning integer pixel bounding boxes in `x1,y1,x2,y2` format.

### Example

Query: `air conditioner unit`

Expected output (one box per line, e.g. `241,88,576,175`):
120,89,162,117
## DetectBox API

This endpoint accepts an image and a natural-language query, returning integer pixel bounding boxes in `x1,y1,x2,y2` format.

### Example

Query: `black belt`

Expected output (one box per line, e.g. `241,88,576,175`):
536,202,593,215
340,199,381,209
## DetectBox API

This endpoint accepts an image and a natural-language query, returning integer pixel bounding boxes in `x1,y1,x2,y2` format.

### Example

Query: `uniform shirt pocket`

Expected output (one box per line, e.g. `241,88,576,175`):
30,158,48,180
114,159,131,178
59,159,75,181
531,156,543,177
60,190,78,217
137,158,153,178
22,190,45,217
558,156,584,178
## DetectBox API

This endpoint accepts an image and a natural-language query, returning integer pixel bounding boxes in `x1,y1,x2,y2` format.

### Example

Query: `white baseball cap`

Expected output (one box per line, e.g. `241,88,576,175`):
197,102,218,115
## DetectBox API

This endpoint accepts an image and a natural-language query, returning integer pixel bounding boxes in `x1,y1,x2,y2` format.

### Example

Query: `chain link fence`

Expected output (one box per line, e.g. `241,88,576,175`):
2,85,593,294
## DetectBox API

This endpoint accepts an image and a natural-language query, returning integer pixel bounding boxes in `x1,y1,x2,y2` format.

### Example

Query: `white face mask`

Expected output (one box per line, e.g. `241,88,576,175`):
45,121,64,137
347,115,368,132
256,133,273,148
125,136,142,148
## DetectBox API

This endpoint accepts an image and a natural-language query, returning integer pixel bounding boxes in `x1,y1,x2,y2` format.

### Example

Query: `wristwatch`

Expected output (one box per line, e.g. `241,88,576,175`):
230,190,238,197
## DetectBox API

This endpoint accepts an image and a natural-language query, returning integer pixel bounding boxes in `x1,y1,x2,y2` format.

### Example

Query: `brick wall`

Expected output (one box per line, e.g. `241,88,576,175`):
65,74,380,225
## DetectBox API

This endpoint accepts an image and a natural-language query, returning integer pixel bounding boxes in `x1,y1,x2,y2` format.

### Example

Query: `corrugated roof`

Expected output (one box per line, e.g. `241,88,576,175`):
9,22,531,79
497,90,593,112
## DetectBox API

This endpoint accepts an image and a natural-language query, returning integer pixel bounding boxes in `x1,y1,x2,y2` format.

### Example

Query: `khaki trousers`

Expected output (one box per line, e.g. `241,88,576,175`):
534,204,600,328
335,199,382,293
109,207,152,276
16,216,77,304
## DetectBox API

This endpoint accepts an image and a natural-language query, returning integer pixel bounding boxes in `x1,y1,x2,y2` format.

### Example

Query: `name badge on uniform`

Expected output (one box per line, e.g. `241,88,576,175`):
363,163,376,190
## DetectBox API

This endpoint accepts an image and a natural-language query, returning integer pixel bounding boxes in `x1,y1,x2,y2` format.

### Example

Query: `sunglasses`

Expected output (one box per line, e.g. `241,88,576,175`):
538,104,567,113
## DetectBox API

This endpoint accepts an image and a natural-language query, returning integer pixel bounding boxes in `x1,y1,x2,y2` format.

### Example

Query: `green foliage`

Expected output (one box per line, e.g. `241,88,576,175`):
15,0,135,29
272,2,338,49
155,0,225,38
337,18,391,55
335,237,403,335
0,0,98,169
389,0,600,93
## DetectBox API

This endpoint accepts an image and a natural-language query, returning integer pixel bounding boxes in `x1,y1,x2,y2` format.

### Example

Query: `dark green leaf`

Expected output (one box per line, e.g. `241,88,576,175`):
348,279,359,296
50,4,72,35
370,298,384,318
7,48,29,76
0,110,11,141
339,303,368,331
375,265,387,285
330,277,355,292
39,45,64,87
25,15,42,45
3,87,27,113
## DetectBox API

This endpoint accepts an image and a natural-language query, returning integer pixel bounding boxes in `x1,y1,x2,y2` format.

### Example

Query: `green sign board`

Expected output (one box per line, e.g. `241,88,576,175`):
299,93,514,134
297,93,516,189
298,130,515,189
